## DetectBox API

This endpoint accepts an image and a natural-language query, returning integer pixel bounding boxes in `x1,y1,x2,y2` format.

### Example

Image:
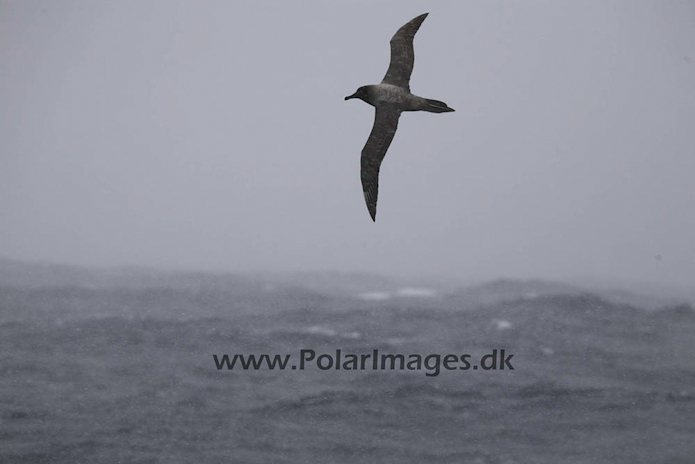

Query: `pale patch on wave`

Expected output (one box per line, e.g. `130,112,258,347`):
358,292,392,301
304,327,360,339
395,287,438,298
492,319,513,330
304,326,336,337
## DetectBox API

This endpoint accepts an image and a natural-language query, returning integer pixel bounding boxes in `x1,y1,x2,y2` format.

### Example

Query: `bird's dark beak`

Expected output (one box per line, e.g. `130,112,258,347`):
345,93,357,101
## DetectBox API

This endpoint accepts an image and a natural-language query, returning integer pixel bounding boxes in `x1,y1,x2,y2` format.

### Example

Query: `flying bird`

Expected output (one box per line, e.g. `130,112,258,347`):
345,12,454,222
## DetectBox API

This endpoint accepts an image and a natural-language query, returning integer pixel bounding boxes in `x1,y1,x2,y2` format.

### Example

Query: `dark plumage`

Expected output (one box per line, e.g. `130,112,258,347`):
345,13,454,222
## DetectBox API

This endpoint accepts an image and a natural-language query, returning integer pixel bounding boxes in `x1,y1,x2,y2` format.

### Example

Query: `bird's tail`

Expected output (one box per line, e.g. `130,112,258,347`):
422,98,455,113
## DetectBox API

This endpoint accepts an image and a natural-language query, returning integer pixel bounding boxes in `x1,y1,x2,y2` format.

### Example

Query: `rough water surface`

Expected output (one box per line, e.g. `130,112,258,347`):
1,270,694,464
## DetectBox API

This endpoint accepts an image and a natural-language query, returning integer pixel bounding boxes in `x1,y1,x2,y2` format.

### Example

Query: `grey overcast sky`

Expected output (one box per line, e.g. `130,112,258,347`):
1,1,694,286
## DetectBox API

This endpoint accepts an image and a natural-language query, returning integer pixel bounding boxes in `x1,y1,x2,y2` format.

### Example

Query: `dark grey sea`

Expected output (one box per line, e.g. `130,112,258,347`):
1,264,694,463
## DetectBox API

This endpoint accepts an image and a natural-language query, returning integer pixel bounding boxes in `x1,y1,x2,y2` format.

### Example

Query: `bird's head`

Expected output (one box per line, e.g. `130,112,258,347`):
345,86,370,103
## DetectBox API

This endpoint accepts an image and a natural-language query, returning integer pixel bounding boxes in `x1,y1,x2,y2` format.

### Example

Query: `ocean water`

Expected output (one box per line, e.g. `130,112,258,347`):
1,275,694,463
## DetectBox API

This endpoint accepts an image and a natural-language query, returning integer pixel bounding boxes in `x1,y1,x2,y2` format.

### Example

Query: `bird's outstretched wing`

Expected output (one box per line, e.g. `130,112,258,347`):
361,105,401,221
381,13,428,91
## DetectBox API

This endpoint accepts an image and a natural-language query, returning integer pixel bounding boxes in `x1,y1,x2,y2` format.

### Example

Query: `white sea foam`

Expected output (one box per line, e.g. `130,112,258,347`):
358,291,392,301
493,319,513,330
395,287,438,298
304,326,336,337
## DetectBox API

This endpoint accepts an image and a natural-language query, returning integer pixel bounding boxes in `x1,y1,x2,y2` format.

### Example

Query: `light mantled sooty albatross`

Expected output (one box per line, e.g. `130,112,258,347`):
345,13,454,222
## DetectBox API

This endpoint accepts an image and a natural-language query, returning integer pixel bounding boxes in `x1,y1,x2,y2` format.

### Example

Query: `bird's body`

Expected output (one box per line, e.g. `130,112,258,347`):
345,13,454,221
357,84,421,110
349,83,450,113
